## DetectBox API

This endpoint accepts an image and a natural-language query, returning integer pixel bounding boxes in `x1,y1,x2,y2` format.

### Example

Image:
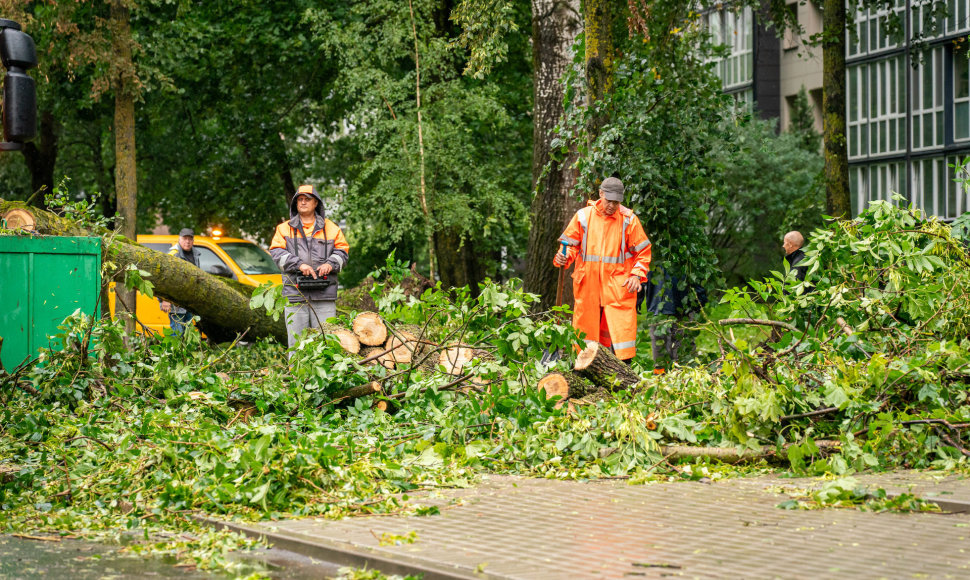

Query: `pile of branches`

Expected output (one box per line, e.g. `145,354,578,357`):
654,200,970,471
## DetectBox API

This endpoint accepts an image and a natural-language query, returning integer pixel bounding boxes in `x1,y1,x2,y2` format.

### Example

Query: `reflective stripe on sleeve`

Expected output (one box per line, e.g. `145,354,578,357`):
612,340,637,351
559,235,580,246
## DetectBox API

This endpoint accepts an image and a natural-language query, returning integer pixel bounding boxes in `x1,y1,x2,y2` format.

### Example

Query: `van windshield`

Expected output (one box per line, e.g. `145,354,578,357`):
219,242,281,275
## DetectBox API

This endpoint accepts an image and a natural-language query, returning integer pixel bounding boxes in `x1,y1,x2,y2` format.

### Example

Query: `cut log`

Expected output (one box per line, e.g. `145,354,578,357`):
574,341,642,389
383,328,420,365
0,200,288,343
439,346,476,375
319,323,361,355
3,207,36,231
358,346,384,366
537,373,570,399
537,372,598,400
353,312,387,346
372,399,399,414
334,381,382,402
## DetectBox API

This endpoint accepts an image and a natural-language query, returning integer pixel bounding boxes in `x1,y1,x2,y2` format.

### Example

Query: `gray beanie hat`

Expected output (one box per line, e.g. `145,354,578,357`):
600,177,624,201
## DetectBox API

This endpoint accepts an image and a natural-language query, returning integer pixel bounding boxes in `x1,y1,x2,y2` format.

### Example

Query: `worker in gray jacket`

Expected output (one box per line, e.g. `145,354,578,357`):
269,185,350,351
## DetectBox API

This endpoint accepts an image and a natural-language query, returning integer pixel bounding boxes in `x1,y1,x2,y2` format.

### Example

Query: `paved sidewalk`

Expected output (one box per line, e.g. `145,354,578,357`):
210,471,970,579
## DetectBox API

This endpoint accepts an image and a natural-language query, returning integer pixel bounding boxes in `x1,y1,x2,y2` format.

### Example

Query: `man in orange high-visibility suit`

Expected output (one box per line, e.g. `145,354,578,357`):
554,177,651,362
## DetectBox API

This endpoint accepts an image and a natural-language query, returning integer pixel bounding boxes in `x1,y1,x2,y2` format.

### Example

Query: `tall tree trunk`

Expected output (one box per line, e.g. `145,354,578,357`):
111,0,138,333
433,227,482,297
20,109,58,206
583,0,614,143
822,0,850,218
524,0,582,310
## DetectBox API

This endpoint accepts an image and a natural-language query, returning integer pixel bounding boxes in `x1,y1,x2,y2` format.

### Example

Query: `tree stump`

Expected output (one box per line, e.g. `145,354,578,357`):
574,341,642,389
320,323,361,355
353,312,387,346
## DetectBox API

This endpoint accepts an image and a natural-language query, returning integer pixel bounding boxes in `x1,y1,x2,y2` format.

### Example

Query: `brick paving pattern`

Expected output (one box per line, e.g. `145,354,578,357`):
242,471,970,579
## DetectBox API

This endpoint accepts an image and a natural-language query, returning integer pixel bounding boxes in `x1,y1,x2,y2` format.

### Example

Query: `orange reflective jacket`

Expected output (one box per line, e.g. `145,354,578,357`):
554,199,652,359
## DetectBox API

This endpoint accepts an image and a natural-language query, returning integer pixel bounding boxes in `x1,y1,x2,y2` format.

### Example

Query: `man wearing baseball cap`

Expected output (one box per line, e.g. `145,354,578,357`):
553,177,652,362
160,228,201,335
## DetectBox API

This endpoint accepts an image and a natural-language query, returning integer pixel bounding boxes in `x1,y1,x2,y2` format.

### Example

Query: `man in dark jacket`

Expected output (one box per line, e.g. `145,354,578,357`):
160,228,201,335
269,184,350,353
783,231,808,282
642,269,706,370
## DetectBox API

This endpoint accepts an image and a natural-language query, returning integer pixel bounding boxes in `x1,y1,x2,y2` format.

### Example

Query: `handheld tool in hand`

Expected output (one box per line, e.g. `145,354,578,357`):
295,275,335,291
540,241,570,368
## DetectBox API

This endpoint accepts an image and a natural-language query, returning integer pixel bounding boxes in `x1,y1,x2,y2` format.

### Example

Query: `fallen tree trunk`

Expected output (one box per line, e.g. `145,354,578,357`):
574,341,642,389
0,201,287,343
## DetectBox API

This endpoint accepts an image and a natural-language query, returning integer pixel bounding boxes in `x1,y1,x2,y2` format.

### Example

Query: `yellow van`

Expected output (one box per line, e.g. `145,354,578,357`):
109,234,282,336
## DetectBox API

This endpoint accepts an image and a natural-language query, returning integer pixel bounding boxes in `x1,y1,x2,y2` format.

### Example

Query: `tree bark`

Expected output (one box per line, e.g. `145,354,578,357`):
574,341,642,389
433,226,483,296
524,0,583,310
583,0,614,142
111,0,139,333
20,109,58,206
0,201,288,343
822,0,850,218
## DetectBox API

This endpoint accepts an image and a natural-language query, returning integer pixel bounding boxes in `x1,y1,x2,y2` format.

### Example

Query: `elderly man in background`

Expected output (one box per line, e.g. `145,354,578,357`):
783,230,808,282
160,228,201,336
554,177,652,363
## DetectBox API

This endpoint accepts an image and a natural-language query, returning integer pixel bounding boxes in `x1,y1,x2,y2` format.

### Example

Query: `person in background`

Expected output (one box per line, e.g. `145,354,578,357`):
159,228,200,336
783,230,808,282
269,184,349,354
642,269,706,372
553,177,652,363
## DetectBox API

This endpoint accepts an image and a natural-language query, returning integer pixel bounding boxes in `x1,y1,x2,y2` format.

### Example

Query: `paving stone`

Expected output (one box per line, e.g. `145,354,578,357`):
222,471,970,579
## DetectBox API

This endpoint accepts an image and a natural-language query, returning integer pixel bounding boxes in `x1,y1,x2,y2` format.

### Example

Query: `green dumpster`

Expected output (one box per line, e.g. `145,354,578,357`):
0,236,102,371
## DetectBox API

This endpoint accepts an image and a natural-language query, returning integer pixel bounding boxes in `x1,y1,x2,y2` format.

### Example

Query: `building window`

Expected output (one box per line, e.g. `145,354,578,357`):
703,6,753,91
912,46,945,151
912,0,946,40
956,45,970,141
946,156,970,218
848,0,906,57
848,64,869,158
850,160,907,215
946,0,970,35
910,156,970,219
869,56,907,155
848,56,906,158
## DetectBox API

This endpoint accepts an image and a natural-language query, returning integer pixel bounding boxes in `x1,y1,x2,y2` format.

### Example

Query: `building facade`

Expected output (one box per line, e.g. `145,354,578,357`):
848,0,970,219
704,0,970,220
702,2,824,132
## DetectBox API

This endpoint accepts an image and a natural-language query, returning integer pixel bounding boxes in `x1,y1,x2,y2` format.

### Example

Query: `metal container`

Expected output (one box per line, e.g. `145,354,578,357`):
0,236,101,370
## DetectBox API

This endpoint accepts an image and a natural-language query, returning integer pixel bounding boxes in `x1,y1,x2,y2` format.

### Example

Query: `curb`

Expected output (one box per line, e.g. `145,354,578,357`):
196,516,506,580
